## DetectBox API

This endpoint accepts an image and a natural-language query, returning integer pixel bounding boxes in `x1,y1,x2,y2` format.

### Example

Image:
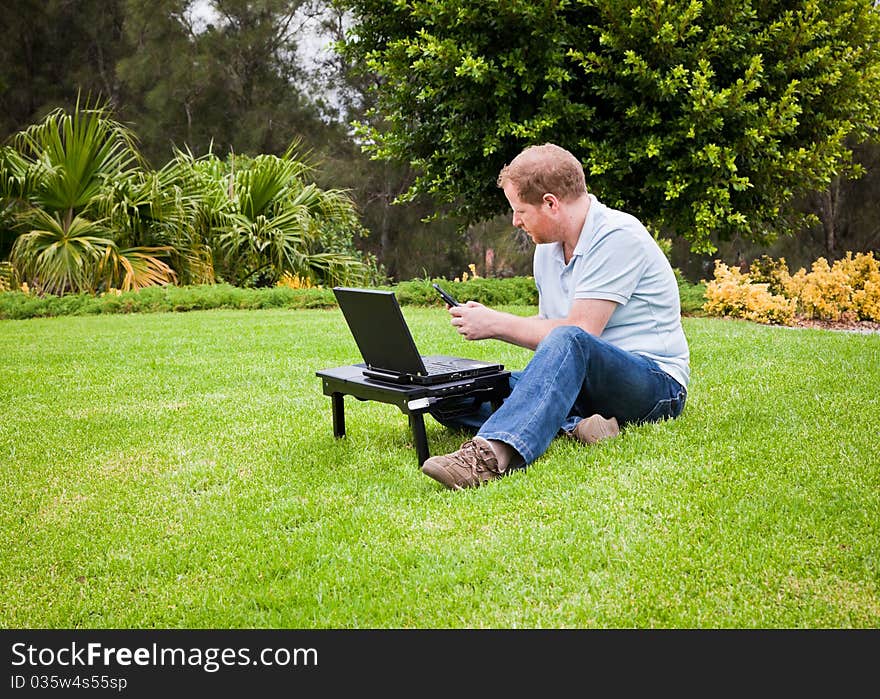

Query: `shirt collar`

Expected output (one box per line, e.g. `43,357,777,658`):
552,194,598,265
571,194,599,259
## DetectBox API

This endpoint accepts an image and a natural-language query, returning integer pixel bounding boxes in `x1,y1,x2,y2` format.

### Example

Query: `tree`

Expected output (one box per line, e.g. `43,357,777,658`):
806,139,880,259
0,0,130,139
2,99,176,294
302,1,475,280
166,144,375,286
338,0,880,254
116,0,331,164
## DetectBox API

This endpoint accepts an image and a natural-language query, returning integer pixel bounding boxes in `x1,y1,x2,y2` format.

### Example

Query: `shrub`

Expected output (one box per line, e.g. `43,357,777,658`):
394,276,538,308
0,262,12,291
0,277,539,320
837,252,880,321
796,258,855,321
703,262,796,325
748,255,792,297
703,252,880,324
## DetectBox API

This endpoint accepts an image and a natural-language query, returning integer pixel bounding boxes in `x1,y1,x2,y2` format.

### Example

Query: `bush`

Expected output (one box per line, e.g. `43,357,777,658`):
0,273,711,321
0,278,538,320
703,261,796,325
0,284,338,320
394,276,539,308
703,252,880,323
792,258,855,321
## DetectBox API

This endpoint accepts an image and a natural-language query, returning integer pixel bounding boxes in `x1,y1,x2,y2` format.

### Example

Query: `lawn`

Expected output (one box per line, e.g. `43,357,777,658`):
1,307,878,628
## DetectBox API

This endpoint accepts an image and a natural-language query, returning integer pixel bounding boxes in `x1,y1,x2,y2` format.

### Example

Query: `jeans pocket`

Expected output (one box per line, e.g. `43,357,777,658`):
640,390,686,424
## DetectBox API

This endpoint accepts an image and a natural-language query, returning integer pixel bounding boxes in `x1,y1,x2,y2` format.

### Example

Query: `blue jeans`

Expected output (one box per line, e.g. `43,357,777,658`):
430,326,687,465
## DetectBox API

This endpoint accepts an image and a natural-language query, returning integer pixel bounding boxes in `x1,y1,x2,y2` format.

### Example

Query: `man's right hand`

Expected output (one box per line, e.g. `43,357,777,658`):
449,301,497,341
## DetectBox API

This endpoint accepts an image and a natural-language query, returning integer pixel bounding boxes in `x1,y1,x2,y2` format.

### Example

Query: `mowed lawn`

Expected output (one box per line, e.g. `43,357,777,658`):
1,307,878,628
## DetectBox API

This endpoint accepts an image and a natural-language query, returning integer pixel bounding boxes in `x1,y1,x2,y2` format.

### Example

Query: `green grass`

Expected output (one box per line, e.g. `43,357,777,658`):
1,308,878,628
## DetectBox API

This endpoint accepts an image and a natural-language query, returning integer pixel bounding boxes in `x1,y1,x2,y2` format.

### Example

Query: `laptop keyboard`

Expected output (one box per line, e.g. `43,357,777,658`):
423,359,459,373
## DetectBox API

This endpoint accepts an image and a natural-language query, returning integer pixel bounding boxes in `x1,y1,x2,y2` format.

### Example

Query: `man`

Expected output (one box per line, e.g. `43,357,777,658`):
422,143,689,490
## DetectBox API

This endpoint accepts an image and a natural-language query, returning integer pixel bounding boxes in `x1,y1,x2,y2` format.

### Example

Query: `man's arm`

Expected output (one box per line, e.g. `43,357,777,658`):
449,297,617,350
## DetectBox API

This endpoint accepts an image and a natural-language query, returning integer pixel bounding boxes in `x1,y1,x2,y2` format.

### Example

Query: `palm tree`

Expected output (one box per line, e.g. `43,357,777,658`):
2,104,377,293
171,144,374,287
98,157,215,286
4,97,177,294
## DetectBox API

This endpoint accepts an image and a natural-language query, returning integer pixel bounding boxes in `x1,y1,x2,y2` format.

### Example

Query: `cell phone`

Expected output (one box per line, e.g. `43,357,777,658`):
432,283,460,306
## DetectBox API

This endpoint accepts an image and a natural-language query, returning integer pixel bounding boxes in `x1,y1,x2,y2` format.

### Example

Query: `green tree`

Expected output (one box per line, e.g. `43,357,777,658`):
117,0,331,164
2,99,176,294
338,0,880,254
0,1,130,139
304,1,474,280
168,145,375,286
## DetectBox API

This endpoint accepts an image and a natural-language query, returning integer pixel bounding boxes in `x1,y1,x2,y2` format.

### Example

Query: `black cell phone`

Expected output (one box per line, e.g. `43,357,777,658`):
432,283,460,306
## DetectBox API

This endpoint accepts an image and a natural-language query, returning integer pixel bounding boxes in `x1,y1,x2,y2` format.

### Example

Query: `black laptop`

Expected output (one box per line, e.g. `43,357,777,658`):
332,287,504,385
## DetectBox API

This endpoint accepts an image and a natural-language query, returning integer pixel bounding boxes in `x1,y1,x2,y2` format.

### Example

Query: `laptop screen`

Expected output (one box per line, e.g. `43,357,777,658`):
333,287,427,376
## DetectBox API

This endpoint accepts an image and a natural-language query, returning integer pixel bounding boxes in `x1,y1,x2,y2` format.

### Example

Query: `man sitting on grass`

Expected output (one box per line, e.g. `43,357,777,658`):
423,143,690,490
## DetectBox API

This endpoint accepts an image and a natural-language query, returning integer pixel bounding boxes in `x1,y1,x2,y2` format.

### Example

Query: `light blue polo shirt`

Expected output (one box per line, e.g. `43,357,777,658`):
533,194,690,388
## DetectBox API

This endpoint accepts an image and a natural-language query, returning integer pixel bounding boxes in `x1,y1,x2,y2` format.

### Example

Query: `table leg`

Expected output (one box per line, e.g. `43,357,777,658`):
408,412,429,466
331,392,346,438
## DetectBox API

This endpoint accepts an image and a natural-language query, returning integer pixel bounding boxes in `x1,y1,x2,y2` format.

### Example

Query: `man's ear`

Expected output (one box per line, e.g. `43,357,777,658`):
543,193,559,211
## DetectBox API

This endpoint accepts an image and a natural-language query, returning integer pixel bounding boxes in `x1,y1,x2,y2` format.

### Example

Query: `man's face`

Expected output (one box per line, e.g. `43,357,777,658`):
502,182,557,244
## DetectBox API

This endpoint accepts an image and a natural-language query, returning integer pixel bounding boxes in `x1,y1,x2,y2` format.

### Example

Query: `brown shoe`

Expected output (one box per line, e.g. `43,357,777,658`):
421,439,505,490
570,414,620,445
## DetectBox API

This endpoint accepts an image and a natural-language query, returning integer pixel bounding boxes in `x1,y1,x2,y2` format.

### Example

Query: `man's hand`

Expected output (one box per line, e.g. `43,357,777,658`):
449,301,496,341
445,297,618,350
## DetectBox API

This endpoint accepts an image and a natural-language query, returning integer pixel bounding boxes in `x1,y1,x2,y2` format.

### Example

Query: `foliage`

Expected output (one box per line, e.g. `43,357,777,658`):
166,145,379,287
702,260,797,325
747,254,793,296
0,1,130,139
0,273,713,320
277,272,319,289
339,0,880,253
786,252,880,321
0,261,12,291
0,99,381,294
0,275,538,320
0,283,337,320
10,209,177,296
3,99,178,294
675,271,708,316
116,0,333,164
394,275,539,307
0,1,431,284
98,157,217,286
703,251,880,323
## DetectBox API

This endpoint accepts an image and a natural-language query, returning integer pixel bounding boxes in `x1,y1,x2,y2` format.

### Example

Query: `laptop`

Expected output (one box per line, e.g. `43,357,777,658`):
332,286,504,385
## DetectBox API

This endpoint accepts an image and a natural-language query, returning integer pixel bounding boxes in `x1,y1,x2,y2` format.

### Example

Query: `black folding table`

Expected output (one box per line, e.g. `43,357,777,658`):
316,364,511,466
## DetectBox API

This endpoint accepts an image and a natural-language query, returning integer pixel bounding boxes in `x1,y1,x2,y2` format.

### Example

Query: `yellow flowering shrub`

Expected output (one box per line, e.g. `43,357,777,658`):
748,255,792,297
704,252,880,323
703,261,796,325
781,266,808,301
276,272,317,289
797,257,854,320
853,279,880,321
454,263,480,283
836,252,880,321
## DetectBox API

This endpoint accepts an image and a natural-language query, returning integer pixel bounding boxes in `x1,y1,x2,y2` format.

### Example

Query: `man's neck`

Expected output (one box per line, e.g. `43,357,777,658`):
561,195,591,263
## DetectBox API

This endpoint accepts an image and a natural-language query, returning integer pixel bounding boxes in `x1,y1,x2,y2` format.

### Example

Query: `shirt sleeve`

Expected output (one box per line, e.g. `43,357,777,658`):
574,229,647,306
